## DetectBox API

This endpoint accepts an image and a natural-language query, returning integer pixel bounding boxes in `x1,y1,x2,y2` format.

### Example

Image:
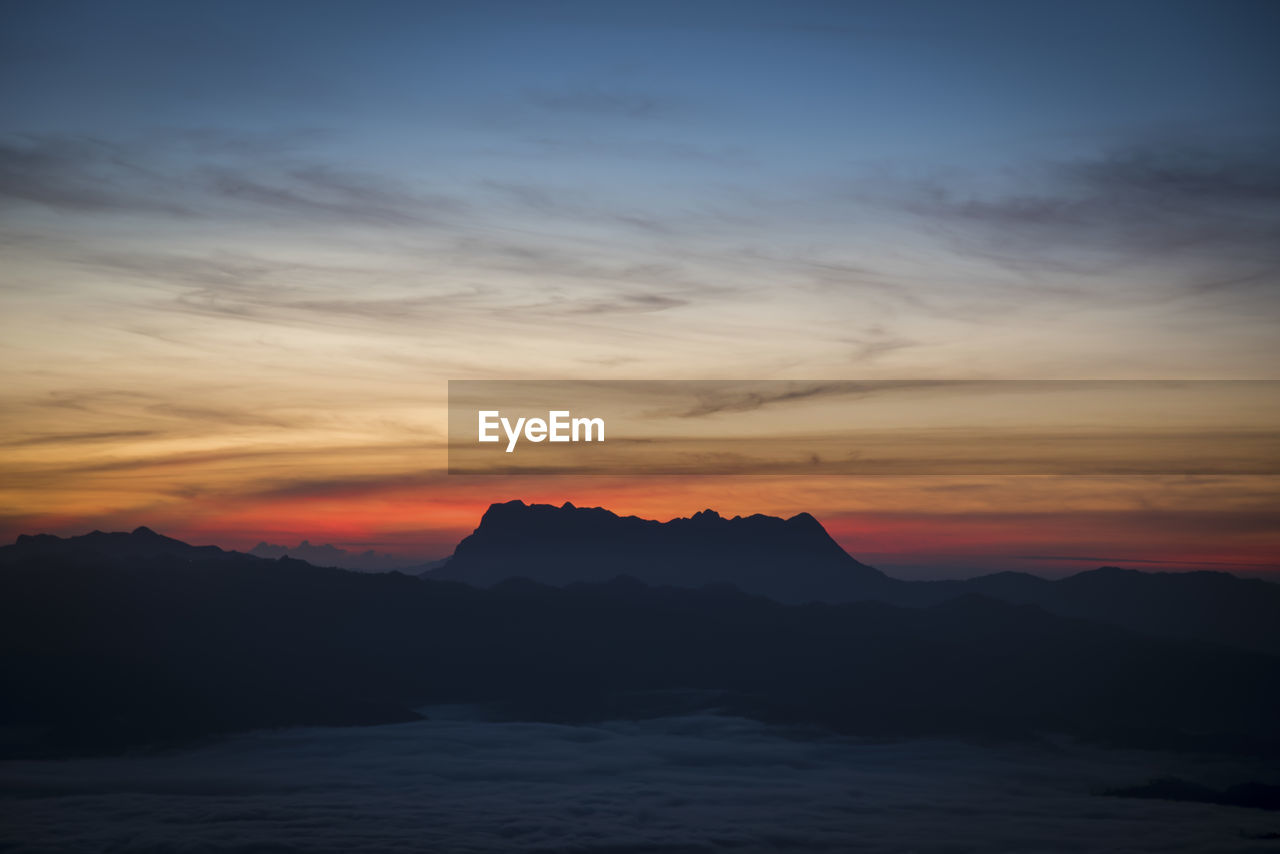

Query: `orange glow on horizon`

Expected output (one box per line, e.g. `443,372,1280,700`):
6,473,1276,578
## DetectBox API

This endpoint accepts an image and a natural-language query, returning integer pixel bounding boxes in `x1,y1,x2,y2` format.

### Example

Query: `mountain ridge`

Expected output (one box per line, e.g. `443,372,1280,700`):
3,512,1279,758
6,504,1279,656
3,528,1278,759
427,500,1280,655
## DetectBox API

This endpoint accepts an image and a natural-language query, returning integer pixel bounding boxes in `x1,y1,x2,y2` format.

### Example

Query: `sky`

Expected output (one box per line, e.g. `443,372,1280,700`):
1,0,1278,577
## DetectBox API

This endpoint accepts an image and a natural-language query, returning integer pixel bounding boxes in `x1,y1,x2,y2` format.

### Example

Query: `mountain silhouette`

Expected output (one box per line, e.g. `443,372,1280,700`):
430,501,1280,655
432,500,891,602
249,539,418,571
10,526,232,563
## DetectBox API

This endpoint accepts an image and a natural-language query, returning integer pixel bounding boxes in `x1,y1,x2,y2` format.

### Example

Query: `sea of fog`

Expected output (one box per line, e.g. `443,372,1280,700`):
2,709,1276,853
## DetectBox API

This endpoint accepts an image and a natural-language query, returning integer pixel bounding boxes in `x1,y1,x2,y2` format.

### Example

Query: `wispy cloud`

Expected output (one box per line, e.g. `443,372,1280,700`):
0,132,463,228
666,381,948,419
204,163,456,227
0,429,159,448
887,139,1280,288
0,135,191,215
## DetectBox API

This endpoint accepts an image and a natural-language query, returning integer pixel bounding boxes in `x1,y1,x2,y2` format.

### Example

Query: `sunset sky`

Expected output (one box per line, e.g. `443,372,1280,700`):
2,0,1278,577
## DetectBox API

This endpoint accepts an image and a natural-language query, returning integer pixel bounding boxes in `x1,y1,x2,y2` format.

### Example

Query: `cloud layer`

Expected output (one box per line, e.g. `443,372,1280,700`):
1,712,1274,853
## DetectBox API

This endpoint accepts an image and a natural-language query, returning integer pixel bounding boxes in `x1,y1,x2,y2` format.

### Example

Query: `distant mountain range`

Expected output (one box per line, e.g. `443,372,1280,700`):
2,506,1279,759
248,539,421,572
431,500,1280,655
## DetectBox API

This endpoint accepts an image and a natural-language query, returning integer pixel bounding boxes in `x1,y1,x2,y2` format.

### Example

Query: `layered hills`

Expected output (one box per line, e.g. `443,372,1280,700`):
2,506,1278,759
431,501,1280,654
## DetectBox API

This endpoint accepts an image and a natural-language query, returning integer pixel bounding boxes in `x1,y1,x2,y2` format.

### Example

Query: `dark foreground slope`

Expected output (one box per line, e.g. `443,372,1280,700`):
435,501,1280,654
2,528,1278,759
917,566,1280,655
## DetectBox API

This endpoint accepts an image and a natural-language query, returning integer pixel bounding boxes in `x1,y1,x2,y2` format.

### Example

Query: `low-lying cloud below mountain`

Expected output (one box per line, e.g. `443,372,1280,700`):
4,711,1275,853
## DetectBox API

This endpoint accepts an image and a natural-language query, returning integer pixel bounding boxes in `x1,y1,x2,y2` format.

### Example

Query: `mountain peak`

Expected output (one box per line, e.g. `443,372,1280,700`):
786,511,824,530
435,501,887,602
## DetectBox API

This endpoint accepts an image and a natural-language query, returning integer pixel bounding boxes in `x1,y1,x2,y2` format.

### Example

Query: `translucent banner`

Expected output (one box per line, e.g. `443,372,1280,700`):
447,380,1280,475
